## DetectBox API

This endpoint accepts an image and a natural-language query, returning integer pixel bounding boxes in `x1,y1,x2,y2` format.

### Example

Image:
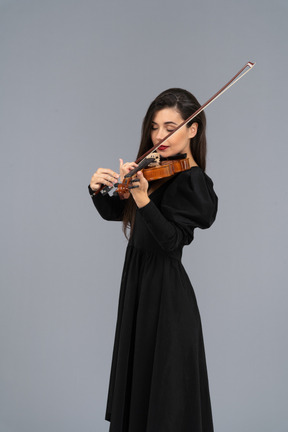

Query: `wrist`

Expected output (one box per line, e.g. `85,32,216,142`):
88,184,98,197
135,195,150,208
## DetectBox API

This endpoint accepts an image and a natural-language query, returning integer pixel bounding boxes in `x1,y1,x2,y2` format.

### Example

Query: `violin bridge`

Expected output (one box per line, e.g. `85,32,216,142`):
147,153,160,167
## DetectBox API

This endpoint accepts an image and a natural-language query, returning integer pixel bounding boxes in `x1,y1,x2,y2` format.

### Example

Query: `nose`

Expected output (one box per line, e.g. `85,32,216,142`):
155,128,165,142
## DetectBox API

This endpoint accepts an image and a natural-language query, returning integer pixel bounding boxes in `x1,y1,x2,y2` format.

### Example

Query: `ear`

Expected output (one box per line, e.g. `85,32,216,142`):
188,122,198,139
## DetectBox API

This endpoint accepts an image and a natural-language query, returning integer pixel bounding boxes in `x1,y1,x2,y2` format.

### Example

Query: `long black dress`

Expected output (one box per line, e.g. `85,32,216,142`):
90,166,218,432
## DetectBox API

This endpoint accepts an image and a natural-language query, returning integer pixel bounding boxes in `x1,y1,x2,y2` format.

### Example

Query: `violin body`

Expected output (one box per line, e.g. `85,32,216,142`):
117,157,191,199
142,157,190,181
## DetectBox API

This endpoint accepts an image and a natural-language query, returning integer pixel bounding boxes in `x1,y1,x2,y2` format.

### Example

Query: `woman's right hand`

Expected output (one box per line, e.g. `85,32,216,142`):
89,168,119,192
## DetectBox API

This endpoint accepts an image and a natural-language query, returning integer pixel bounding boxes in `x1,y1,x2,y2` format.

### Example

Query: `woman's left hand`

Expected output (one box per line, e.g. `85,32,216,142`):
130,171,150,208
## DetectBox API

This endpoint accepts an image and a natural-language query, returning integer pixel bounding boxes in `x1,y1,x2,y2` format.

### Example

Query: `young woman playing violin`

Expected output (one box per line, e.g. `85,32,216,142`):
89,88,218,432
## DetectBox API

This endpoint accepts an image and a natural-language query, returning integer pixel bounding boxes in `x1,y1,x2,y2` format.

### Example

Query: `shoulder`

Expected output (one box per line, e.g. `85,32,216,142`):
165,166,216,197
161,167,218,228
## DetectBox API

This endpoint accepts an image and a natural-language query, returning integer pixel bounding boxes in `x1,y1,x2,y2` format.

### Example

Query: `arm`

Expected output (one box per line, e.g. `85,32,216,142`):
138,200,190,251
133,168,218,251
130,170,186,251
89,189,125,221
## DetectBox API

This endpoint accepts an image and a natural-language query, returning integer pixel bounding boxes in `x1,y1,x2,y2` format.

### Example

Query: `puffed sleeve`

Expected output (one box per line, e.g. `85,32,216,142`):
89,186,125,221
138,167,218,251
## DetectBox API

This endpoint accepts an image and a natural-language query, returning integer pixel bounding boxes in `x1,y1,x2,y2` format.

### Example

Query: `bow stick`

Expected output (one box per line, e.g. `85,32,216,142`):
101,61,255,195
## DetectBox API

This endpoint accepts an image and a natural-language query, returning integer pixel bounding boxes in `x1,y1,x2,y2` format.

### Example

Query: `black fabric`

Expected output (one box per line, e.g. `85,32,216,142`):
90,167,218,432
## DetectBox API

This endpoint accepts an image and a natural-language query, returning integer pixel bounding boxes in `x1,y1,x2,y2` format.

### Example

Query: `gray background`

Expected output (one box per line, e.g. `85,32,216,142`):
1,0,287,431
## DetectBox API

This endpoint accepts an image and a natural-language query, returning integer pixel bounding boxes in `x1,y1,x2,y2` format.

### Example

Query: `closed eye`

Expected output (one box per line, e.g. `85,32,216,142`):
151,126,176,132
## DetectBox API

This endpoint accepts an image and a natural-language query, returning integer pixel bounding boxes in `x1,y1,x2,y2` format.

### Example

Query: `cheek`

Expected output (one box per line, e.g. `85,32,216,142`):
170,133,187,146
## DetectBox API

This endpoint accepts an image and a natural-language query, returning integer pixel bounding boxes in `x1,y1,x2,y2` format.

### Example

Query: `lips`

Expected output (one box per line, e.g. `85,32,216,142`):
158,145,169,150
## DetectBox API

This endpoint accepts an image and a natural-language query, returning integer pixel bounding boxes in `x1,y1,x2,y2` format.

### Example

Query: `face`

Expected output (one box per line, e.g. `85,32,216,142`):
151,107,198,160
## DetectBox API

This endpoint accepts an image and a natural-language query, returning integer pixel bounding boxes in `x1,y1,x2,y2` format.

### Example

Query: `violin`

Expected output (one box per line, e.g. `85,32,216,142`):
116,154,191,199
96,61,255,198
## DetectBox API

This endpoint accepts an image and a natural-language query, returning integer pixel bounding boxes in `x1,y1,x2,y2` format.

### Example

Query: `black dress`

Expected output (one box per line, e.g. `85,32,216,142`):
90,167,218,432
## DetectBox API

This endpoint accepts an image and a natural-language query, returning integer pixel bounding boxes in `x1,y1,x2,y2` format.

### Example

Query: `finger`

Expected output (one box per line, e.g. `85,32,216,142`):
127,165,138,172
137,171,145,180
95,173,116,183
101,179,114,187
107,174,118,184
122,161,138,169
129,162,138,169
97,168,119,180
137,171,149,189
95,175,115,187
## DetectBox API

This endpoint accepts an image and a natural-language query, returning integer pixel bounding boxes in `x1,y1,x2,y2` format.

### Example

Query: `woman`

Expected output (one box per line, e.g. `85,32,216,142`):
89,88,218,432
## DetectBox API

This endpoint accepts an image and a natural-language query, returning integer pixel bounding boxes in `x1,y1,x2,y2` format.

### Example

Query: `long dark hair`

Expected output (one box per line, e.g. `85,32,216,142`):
122,88,207,238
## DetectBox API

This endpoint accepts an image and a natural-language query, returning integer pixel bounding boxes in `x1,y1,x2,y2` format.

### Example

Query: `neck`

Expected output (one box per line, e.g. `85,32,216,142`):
186,152,198,167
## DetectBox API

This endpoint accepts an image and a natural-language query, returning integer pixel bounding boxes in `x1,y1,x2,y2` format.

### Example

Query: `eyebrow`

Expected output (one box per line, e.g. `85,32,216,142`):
151,121,178,126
